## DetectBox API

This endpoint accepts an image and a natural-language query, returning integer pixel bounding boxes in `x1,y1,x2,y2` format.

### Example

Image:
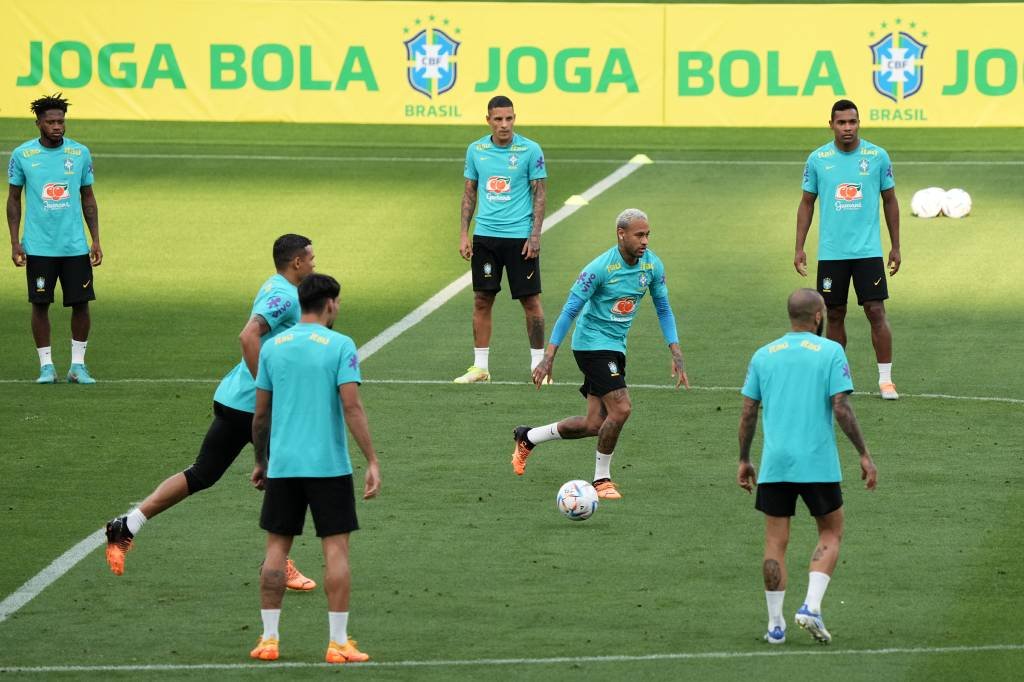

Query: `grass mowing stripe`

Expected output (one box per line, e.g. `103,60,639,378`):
2,151,1021,165
0,378,1021,405
357,156,648,362
3,643,1023,672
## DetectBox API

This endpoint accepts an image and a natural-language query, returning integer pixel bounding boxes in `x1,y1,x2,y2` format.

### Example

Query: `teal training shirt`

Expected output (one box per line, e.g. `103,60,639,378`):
255,322,361,479
741,332,854,483
7,137,94,256
213,274,300,413
802,139,894,261
464,132,546,239
569,246,669,353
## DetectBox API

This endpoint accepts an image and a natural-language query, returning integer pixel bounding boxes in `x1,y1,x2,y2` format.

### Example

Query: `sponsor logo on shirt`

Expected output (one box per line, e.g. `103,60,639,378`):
610,297,637,319
41,182,71,210
833,183,863,211
485,176,512,202
265,296,294,319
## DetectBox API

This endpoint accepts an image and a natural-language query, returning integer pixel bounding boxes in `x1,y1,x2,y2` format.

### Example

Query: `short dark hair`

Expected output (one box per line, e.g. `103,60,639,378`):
830,99,858,120
272,233,312,269
487,95,514,111
298,273,340,313
31,93,70,119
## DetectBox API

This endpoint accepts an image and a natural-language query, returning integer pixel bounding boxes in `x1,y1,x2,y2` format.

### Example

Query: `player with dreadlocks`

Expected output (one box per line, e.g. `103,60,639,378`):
7,93,103,383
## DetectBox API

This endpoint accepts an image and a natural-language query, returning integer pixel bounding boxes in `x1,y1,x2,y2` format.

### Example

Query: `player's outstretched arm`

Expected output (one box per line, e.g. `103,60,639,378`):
794,191,817,276
737,397,760,493
7,185,25,266
251,389,272,490
881,188,901,275
340,382,381,499
832,392,877,490
459,180,478,260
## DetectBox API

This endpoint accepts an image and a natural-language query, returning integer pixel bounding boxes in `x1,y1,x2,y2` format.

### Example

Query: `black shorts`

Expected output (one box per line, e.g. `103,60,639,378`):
756,482,843,517
260,475,359,537
471,235,541,299
26,254,95,306
573,350,627,398
817,257,888,307
183,402,255,494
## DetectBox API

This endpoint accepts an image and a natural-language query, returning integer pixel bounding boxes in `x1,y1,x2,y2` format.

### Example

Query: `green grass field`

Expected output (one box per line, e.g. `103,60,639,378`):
1,118,1022,680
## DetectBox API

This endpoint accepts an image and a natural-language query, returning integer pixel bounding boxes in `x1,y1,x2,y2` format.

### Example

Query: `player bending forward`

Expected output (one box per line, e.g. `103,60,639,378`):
511,208,688,499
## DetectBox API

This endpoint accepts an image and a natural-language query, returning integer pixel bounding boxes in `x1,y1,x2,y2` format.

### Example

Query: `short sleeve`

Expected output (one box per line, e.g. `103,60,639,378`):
879,149,895,191
337,338,361,386
81,148,94,186
528,143,547,181
569,257,605,302
801,154,817,194
649,258,669,299
464,144,478,181
254,290,296,332
7,154,24,187
828,347,854,397
254,344,273,391
741,355,761,401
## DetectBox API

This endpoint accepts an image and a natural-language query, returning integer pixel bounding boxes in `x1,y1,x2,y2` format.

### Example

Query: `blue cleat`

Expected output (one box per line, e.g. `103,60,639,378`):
36,364,58,384
67,363,96,384
764,626,786,644
795,604,831,644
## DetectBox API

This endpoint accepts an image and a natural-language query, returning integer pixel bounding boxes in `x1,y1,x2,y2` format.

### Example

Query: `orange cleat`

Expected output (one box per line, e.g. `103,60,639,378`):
104,516,134,576
879,382,899,400
511,426,534,476
250,636,279,661
593,479,622,500
326,639,370,663
285,558,316,591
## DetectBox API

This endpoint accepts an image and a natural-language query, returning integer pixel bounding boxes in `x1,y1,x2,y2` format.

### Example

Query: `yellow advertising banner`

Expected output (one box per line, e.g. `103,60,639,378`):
1,1,1022,126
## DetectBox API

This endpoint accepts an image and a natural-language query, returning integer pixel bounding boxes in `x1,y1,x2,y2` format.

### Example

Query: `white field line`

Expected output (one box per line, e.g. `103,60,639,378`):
1,377,1021,405
1,151,1021,165
2,643,1023,673
356,157,646,362
0,157,647,626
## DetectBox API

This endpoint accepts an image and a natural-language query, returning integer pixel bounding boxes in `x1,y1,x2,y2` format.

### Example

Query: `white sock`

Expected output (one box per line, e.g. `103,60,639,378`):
71,339,88,365
473,347,489,371
329,611,349,644
37,346,52,368
126,508,148,535
804,571,831,614
530,347,544,370
594,451,613,481
765,590,786,630
526,423,562,445
878,362,892,384
260,608,281,639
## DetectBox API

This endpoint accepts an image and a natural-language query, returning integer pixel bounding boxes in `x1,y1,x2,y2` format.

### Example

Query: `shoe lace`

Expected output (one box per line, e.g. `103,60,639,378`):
285,560,300,580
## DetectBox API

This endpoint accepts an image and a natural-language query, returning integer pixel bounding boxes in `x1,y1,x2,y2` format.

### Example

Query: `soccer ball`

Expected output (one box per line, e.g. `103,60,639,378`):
556,480,598,521
942,188,972,219
910,187,945,218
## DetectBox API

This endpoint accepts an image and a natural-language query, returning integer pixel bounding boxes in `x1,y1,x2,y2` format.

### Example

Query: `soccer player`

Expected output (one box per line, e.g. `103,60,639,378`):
795,99,902,399
737,288,878,645
7,93,102,384
104,235,317,590
455,95,547,383
248,273,381,664
512,208,689,499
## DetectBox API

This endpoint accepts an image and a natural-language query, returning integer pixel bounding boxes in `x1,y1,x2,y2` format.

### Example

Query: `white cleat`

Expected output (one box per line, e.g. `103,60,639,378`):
764,626,786,645
453,366,490,384
879,382,899,400
795,604,831,644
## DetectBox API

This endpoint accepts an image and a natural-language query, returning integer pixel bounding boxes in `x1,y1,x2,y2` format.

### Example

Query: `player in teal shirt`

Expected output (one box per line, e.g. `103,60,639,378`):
455,95,547,384
511,209,689,500
251,273,380,664
7,94,102,384
737,288,877,646
104,236,318,591
795,99,902,400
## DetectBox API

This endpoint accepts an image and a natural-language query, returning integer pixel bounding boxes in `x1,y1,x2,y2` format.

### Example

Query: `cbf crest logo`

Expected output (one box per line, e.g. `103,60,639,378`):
869,20,927,102
858,158,870,174
822,277,833,293
63,158,74,173
607,361,620,376
403,18,461,99
638,272,648,289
